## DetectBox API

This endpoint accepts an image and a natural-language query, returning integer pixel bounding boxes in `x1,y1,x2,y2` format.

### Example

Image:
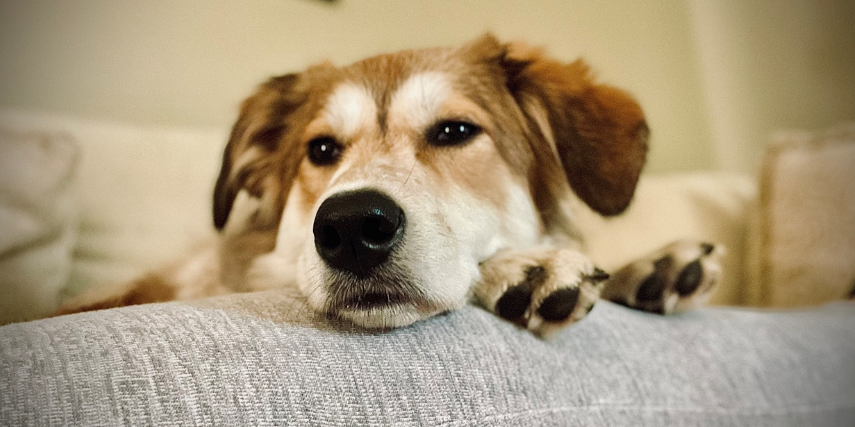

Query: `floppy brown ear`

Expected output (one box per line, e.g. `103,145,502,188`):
502,42,649,216
213,73,303,230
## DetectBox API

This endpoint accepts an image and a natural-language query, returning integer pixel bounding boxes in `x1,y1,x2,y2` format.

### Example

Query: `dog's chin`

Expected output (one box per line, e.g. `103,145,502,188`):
298,252,472,330
335,303,440,329
324,285,453,329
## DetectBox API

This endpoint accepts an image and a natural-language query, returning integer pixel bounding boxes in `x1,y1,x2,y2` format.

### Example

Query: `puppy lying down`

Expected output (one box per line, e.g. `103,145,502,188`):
59,35,722,337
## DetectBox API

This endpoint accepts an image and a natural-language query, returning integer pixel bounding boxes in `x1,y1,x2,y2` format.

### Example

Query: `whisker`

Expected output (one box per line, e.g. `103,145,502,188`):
400,159,417,190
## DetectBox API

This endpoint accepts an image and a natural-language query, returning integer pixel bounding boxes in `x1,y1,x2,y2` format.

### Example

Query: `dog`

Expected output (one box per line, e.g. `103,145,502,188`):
59,34,722,337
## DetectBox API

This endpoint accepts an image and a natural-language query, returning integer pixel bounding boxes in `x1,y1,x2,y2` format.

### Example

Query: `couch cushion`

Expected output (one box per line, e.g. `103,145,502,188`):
0,127,78,323
2,293,854,426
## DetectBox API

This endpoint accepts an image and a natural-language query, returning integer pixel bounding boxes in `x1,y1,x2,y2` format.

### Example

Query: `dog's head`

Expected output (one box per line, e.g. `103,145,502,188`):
212,35,648,328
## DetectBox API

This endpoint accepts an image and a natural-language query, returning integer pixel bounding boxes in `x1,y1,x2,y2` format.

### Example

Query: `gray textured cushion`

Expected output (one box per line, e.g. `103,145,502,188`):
2,292,854,426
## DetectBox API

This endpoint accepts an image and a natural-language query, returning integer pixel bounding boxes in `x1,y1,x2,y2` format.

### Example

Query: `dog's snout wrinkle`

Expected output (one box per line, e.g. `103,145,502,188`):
313,189,406,277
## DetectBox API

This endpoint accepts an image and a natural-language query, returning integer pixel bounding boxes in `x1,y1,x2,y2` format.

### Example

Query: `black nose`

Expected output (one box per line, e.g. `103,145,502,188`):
313,190,406,276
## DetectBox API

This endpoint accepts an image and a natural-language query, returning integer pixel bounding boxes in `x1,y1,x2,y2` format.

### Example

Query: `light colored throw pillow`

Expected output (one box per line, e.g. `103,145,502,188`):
0,110,228,299
0,128,78,323
748,123,855,307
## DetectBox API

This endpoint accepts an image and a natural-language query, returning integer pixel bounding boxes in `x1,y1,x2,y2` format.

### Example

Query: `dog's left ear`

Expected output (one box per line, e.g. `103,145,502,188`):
494,38,649,216
213,73,304,231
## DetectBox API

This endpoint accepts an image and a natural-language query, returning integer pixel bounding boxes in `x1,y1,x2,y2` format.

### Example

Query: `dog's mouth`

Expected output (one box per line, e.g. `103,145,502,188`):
340,291,412,310
320,273,448,329
321,258,429,310
328,286,439,313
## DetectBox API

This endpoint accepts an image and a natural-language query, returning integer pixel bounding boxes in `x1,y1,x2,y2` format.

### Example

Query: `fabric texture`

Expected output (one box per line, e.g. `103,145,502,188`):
749,123,855,307
2,292,854,426
0,127,78,323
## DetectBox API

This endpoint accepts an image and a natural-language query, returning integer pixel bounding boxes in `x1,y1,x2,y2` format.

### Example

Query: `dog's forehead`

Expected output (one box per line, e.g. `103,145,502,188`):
323,73,453,133
388,72,452,129
314,47,492,138
322,82,377,138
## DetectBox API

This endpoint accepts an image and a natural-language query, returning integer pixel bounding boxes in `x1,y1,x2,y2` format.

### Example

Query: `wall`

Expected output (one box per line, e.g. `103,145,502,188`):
0,0,711,173
2,0,853,173
688,0,855,172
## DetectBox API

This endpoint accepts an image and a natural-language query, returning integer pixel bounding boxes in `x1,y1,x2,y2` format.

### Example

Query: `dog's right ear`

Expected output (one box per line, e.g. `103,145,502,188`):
498,39,650,216
213,73,304,231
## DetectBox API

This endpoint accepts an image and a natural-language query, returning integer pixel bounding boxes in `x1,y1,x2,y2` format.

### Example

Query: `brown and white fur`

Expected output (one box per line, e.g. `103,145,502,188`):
59,35,722,337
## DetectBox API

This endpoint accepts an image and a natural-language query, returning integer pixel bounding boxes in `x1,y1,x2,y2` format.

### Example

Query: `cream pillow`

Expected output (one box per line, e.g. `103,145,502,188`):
748,123,855,307
0,128,78,323
0,110,228,298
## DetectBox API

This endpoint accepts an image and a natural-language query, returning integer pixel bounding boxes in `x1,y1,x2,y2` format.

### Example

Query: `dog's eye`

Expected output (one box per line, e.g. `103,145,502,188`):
308,137,342,165
427,121,482,146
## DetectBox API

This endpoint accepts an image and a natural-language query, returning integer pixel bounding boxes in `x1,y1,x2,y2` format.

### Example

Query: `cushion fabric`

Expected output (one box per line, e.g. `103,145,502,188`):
2,293,853,426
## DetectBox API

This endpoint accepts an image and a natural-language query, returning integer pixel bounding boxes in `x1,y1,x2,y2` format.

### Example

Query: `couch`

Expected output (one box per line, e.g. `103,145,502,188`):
1,110,854,425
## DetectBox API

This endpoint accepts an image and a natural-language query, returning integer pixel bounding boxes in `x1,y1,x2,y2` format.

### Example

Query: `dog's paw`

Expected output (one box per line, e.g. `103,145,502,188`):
602,240,723,314
476,248,609,337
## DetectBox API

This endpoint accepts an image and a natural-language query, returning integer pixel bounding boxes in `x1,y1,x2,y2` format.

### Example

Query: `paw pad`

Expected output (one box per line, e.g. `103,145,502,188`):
496,265,545,321
636,272,666,303
537,287,579,321
496,284,532,320
674,260,703,296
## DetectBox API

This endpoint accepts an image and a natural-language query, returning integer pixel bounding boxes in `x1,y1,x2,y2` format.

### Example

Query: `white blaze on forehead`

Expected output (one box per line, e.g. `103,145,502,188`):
389,72,452,128
324,82,377,138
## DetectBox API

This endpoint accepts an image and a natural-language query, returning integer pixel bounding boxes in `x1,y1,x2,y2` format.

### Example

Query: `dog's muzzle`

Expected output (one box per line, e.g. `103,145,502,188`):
312,189,406,277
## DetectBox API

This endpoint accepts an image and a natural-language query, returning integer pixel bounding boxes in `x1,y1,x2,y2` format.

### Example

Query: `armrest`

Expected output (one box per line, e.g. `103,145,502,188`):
3,292,853,425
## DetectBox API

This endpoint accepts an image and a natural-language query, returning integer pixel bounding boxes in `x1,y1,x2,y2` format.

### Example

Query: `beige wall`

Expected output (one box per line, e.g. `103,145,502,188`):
688,0,855,173
2,0,853,173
